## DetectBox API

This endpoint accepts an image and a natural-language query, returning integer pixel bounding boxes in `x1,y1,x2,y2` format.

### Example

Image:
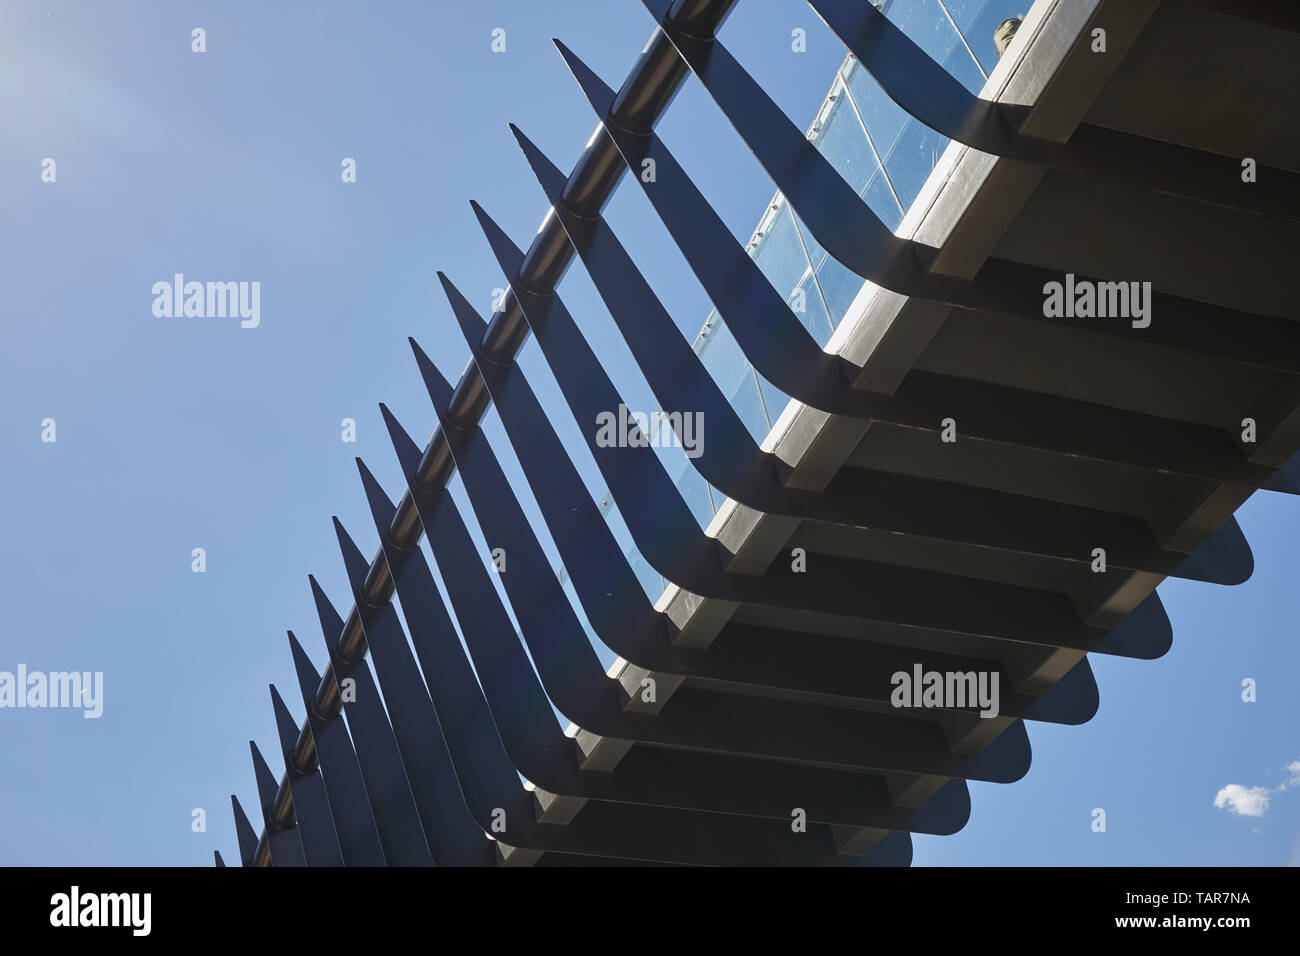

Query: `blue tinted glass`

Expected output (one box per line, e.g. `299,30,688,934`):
940,0,994,34
792,207,829,274
677,465,716,530
651,425,716,529
792,212,866,327
752,198,810,300
577,26,1017,601
951,0,1028,75
864,163,904,231
793,267,834,344
731,358,772,439
757,277,828,428
696,313,772,441
815,254,867,326
883,0,961,72
758,371,791,431
941,24,990,94
811,92,875,195
883,118,951,211
635,556,664,599
845,61,910,169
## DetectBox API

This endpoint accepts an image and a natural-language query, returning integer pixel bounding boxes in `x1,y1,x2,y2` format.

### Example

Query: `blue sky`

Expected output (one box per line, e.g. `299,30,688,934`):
2,0,1296,866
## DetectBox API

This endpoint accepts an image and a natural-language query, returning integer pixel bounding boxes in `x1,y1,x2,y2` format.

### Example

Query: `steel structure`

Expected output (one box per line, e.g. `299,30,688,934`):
221,0,1300,866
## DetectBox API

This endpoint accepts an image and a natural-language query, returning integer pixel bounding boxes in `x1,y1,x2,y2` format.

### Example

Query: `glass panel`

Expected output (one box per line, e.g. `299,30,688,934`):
792,212,867,328
652,431,716,529
941,0,995,34
811,91,875,196
815,254,868,328
942,25,990,95
758,372,791,431
793,210,829,276
883,0,962,74
696,312,772,442
947,0,1029,75
845,62,911,175
752,197,810,301
731,357,772,439
864,163,904,232
792,267,834,344
882,117,951,211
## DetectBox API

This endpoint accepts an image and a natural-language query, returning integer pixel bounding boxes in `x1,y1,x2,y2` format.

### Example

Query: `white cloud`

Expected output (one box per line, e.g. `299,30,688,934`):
1213,784,1272,818
1212,757,1300,819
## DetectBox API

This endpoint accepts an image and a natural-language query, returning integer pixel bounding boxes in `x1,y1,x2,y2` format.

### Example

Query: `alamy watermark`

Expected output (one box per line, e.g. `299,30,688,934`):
0,665,103,718
891,664,1000,718
1042,273,1151,329
152,274,260,328
50,886,150,936
595,405,704,460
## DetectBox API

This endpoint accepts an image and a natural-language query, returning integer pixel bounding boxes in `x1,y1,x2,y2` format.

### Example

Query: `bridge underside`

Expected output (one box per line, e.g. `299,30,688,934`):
226,0,1300,867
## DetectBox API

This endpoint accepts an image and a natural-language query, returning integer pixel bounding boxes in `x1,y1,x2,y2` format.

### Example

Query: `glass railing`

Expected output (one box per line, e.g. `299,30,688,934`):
563,0,1032,603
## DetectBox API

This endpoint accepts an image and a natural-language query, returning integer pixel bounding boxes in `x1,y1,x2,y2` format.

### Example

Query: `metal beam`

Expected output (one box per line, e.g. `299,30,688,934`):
246,0,740,868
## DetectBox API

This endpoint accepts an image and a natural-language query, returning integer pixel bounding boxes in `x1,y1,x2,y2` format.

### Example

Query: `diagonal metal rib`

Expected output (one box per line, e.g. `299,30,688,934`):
551,41,1286,494
230,795,259,867
269,686,343,867
239,0,1292,865
333,516,495,866
444,212,1173,661
367,417,974,834
803,0,1300,220
632,0,1300,372
501,131,1252,585
245,0,742,867
415,336,1035,783
306,579,434,866
437,265,1104,726
286,632,386,866
251,741,306,867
